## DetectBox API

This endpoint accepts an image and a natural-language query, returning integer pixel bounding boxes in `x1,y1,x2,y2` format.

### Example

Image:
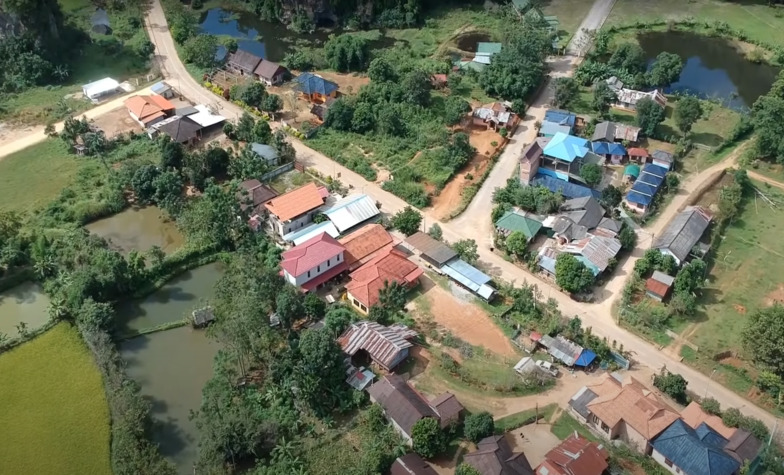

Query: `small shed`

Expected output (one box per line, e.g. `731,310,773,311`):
250,143,280,165
651,150,674,170
192,307,216,328
514,356,538,375
646,270,675,302
627,147,650,163
82,77,120,102
91,8,111,35
624,164,641,181
151,81,175,99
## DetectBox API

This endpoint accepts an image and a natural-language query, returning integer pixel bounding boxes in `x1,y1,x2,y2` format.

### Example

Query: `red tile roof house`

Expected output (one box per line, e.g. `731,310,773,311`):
124,94,175,128
367,374,464,446
535,433,609,475
280,232,347,292
345,248,423,314
338,321,418,371
338,223,396,271
263,182,328,238
569,374,680,455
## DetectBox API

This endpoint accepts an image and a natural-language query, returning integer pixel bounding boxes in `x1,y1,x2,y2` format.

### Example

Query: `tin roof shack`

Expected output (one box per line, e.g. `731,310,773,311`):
645,271,675,302
339,321,417,371
472,102,516,131
403,232,458,268
653,206,712,266
227,49,262,76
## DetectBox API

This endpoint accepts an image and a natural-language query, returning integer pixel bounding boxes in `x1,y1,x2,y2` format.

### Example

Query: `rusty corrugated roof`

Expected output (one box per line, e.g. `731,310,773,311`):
338,321,416,370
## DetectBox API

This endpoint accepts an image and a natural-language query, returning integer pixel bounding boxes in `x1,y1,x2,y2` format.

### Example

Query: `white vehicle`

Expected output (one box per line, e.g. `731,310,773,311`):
535,359,559,377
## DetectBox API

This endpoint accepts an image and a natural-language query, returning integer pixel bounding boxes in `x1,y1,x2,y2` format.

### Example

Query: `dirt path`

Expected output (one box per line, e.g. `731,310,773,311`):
412,278,518,358
747,169,784,191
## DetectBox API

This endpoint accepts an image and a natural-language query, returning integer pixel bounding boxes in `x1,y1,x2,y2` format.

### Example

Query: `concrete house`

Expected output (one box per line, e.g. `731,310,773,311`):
651,419,741,475
368,375,464,445
613,88,667,112
338,321,418,372
253,59,287,86
124,95,175,128
540,132,592,181
264,182,328,238
652,206,712,266
279,232,346,292
680,402,762,465
568,374,680,454
295,72,339,103
345,248,422,314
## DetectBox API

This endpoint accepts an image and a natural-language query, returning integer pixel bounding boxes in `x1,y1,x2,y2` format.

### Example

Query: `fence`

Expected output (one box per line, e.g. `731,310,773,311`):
260,162,295,181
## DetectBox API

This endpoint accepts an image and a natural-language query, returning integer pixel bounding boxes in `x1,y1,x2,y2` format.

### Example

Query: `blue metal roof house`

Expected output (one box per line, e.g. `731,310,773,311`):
591,141,627,157
543,133,590,163
625,163,668,214
544,109,577,131
531,174,601,200
295,73,339,102
651,419,740,475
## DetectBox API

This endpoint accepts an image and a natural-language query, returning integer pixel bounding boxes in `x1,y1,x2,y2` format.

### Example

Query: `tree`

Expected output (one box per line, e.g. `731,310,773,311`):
635,97,665,136
722,407,744,428
324,99,355,131
271,130,295,163
368,57,396,83
743,305,784,377
600,184,622,208
445,132,475,169
608,43,646,74
619,226,637,250
480,27,551,102
161,139,185,170
453,239,479,265
648,52,683,87
653,372,688,403
351,102,376,133
456,464,482,475
241,82,266,109
444,96,471,126
579,163,603,188
324,307,355,336
555,253,594,294
464,412,494,443
260,94,282,117
391,207,422,236
182,34,218,69
752,94,784,163
701,397,721,415
131,165,162,204
324,34,370,72
505,231,528,259
295,328,347,412
402,69,432,107
428,223,443,241
553,77,579,109
83,131,107,157
674,96,703,134
592,81,617,117
303,293,325,321
229,144,270,181
153,170,185,214
411,418,445,458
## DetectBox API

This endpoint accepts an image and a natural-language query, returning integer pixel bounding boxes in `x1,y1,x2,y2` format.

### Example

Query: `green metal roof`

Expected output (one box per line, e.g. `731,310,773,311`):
476,42,502,55
458,60,486,72
624,164,641,178
512,0,531,11
495,211,543,239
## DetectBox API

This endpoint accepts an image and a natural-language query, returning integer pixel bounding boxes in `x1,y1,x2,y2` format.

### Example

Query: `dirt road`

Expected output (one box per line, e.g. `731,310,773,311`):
566,0,618,56
0,86,153,161
748,169,784,191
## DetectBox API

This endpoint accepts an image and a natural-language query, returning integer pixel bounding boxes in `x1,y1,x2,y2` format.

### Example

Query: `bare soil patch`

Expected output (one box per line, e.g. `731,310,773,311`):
719,355,745,369
764,283,784,307
733,304,747,315
311,70,370,94
91,106,142,138
414,278,517,358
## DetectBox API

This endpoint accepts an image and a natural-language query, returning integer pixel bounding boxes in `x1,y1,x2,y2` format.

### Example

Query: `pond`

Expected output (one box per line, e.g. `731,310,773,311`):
455,32,491,52
0,283,50,338
199,7,397,62
638,31,780,110
85,206,184,255
116,262,225,334
121,327,219,474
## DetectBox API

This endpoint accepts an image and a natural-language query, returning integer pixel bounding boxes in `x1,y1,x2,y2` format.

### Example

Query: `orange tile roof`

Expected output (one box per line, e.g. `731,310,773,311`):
587,375,679,440
124,95,173,122
538,434,609,475
339,224,395,269
346,248,423,308
645,277,671,297
681,401,737,439
264,183,325,221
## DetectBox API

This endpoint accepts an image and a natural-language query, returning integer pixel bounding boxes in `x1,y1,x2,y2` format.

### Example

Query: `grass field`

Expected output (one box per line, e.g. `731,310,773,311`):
0,323,111,474
494,403,557,433
550,411,599,441
604,0,784,47
0,140,81,213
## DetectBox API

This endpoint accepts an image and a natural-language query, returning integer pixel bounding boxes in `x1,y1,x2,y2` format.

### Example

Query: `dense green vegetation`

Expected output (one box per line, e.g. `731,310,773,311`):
0,323,111,475
0,0,153,124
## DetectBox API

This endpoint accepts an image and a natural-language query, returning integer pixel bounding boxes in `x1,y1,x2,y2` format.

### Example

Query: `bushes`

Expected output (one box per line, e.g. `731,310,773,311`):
464,412,494,443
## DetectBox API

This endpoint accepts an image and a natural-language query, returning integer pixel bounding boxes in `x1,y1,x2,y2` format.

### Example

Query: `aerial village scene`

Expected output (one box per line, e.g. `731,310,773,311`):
4,0,784,474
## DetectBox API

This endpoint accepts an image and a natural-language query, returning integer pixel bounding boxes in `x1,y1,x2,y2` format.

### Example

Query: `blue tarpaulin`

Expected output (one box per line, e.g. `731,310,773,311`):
575,349,597,367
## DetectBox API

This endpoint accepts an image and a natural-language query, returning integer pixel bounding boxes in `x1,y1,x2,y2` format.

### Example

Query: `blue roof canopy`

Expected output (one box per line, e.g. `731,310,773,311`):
543,132,589,162
643,163,668,178
631,181,659,197
532,174,601,199
295,72,339,96
544,109,576,127
575,349,597,366
626,190,654,206
591,142,626,156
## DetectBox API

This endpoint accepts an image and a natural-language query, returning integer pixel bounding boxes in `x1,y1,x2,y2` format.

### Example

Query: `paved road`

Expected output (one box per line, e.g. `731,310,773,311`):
565,0,618,56
139,0,778,429
0,86,154,161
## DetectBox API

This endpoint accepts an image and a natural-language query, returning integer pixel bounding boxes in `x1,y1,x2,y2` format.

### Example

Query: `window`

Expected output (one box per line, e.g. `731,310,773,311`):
360,304,367,312
601,422,610,433
327,259,330,267
317,265,320,272
307,271,311,278
664,458,673,468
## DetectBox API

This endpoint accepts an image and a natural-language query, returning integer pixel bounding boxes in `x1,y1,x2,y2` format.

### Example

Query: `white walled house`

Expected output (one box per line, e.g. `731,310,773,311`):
279,232,347,292
264,182,327,238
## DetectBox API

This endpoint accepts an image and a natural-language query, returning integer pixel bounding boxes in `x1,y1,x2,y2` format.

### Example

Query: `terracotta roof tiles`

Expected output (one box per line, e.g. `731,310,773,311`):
264,182,325,221
346,248,423,309
339,224,395,269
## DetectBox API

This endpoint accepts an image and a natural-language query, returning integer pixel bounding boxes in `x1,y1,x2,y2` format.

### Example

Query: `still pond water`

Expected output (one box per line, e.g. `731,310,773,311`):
119,262,225,473
0,283,50,338
121,327,219,474
638,31,779,110
86,206,184,255
199,7,397,62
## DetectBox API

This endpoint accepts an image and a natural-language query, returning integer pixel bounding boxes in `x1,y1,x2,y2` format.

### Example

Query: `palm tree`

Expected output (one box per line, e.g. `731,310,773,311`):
33,255,55,279
53,65,70,82
48,296,68,321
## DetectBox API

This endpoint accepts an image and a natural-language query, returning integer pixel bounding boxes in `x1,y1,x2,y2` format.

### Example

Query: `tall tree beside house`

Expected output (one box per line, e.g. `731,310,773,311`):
505,231,528,259
324,34,370,72
181,34,218,69
241,82,267,109
391,206,422,236
555,253,594,294
367,57,397,83
579,163,603,188
452,239,479,265
635,97,665,136
260,94,283,118
618,225,637,251
324,98,355,131
463,412,494,443
592,81,617,118
647,52,683,87
480,24,551,103
444,96,471,126
600,184,622,209
411,418,446,459
674,96,703,134
401,69,433,107
369,281,409,325
653,371,688,404
743,305,784,378
271,130,295,163
553,77,579,109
